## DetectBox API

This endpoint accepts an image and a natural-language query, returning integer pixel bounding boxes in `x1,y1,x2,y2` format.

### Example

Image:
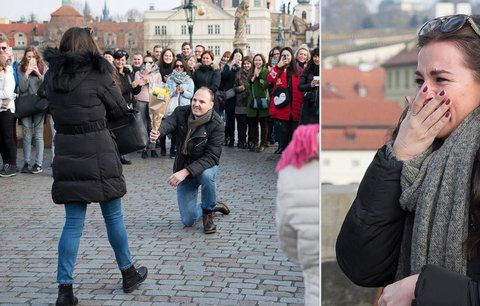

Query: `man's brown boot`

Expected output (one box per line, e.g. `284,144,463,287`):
213,200,230,215
202,210,217,234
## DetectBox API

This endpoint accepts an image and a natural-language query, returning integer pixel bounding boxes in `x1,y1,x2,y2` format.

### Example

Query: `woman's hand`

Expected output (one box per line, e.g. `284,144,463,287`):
150,130,160,142
392,85,451,160
378,274,419,306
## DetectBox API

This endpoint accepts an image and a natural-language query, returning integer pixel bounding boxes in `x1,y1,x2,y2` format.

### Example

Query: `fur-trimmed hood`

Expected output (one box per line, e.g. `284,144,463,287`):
195,62,220,71
43,47,113,92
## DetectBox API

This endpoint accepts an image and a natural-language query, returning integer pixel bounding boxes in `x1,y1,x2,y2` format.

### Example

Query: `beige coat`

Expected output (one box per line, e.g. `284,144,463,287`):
276,159,319,306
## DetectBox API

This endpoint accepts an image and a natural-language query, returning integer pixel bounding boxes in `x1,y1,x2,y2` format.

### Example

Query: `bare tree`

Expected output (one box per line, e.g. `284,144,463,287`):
28,12,37,23
125,8,143,22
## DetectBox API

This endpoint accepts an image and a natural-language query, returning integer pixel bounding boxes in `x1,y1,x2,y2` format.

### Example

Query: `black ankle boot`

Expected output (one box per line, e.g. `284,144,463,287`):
121,265,148,293
56,284,78,306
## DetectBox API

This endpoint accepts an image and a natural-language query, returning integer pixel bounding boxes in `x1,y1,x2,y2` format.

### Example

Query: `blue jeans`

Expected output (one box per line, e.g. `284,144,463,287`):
176,166,218,226
21,113,45,166
57,198,133,284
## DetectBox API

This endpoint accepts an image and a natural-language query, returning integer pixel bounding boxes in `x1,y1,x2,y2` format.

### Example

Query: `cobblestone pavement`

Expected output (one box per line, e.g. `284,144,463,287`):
0,146,305,305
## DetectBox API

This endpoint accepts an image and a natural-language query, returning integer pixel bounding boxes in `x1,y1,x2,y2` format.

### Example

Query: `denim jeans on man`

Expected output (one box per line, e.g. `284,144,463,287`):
176,166,218,226
21,112,45,166
57,197,133,284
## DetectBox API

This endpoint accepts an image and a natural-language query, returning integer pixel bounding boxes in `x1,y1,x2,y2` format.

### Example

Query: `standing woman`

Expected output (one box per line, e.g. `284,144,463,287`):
113,49,141,164
298,47,319,125
221,48,244,147
247,53,270,152
0,56,17,177
266,46,282,146
192,50,221,112
158,48,175,83
185,55,197,75
166,58,194,158
233,56,252,149
267,47,303,154
294,44,310,70
18,46,46,174
41,27,147,306
134,54,163,159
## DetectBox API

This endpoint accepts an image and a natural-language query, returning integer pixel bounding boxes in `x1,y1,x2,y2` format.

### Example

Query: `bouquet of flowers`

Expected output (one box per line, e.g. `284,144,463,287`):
148,83,171,148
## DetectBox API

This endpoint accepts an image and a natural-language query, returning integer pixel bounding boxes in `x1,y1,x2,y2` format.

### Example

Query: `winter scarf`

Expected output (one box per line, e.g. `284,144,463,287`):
396,107,480,279
181,108,213,156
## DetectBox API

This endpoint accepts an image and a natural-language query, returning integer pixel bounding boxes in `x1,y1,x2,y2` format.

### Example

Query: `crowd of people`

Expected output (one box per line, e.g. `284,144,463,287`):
0,29,320,305
0,37,319,177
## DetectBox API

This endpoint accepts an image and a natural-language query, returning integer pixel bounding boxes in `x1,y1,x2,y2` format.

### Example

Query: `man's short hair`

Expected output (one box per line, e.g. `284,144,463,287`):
182,42,191,49
195,45,205,51
196,86,214,103
153,45,162,50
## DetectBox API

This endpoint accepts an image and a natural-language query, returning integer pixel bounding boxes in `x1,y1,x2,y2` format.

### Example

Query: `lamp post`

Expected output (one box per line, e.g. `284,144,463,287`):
183,0,197,47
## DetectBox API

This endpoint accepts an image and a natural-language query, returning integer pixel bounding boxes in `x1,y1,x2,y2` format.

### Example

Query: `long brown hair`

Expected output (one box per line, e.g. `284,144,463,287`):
247,53,266,81
59,27,100,55
19,46,45,74
394,15,480,257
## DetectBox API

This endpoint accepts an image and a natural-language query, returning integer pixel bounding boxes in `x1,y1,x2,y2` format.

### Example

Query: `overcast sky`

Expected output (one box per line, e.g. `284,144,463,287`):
1,0,301,22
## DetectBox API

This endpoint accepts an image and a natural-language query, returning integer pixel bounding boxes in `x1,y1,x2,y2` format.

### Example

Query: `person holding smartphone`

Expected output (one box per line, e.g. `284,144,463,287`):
18,46,47,174
133,54,163,159
266,47,304,154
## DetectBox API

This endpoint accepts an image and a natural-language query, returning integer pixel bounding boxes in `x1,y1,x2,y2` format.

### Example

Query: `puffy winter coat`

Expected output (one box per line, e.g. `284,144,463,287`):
266,65,303,121
336,145,480,306
277,159,319,305
41,48,129,204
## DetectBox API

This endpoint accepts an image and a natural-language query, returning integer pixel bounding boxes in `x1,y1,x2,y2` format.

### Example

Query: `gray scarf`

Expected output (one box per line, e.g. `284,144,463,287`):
181,108,213,156
396,107,480,279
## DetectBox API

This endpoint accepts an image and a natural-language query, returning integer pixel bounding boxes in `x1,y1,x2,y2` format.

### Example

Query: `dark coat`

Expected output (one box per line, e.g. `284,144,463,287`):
298,63,319,124
41,48,129,204
192,63,222,112
221,63,240,112
115,67,140,105
336,145,480,306
159,105,224,177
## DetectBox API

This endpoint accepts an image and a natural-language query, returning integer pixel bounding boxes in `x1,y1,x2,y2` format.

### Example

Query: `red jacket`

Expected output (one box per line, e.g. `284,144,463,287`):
267,65,303,121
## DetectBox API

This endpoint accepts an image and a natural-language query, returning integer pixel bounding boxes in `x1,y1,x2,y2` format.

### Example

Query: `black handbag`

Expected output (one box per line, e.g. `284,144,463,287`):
272,71,292,109
14,94,48,118
108,110,149,155
250,84,269,110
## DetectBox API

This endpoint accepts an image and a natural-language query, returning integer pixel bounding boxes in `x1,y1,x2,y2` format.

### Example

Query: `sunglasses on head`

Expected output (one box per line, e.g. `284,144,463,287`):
175,64,184,68
418,14,480,38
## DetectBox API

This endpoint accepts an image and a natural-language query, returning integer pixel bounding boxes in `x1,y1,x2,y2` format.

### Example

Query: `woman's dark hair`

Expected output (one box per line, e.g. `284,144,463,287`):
159,48,174,66
174,58,191,76
248,53,266,81
268,46,281,67
113,49,129,60
305,47,319,72
228,48,244,62
59,27,100,55
20,45,45,74
280,47,299,77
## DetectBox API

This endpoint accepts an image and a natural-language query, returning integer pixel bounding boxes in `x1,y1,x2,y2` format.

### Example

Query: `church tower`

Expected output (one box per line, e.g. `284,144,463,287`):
295,0,313,24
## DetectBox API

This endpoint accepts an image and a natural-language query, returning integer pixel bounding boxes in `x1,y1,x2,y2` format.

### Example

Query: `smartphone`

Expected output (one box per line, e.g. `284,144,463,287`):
6,47,12,56
29,57,37,67
313,76,320,81
282,54,287,60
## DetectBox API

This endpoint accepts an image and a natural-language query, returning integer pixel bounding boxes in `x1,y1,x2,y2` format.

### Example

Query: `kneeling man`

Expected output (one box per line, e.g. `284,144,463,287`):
150,87,230,233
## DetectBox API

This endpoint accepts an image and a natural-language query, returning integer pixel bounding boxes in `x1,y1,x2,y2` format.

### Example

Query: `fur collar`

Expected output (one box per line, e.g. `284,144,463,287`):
43,47,112,75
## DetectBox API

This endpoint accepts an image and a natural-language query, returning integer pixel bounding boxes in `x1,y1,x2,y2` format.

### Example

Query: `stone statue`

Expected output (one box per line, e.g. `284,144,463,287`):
234,0,249,44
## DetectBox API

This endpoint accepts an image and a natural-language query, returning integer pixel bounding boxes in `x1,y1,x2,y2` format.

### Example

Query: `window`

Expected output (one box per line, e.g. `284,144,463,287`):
302,11,307,19
14,32,27,46
181,25,187,35
232,0,239,7
387,70,392,89
246,24,251,35
395,69,400,87
405,68,411,89
104,32,116,48
161,25,167,35
208,25,213,35
214,46,221,56
352,159,360,167
214,24,220,34
154,25,161,35
207,46,214,52
254,0,261,7
125,32,137,48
